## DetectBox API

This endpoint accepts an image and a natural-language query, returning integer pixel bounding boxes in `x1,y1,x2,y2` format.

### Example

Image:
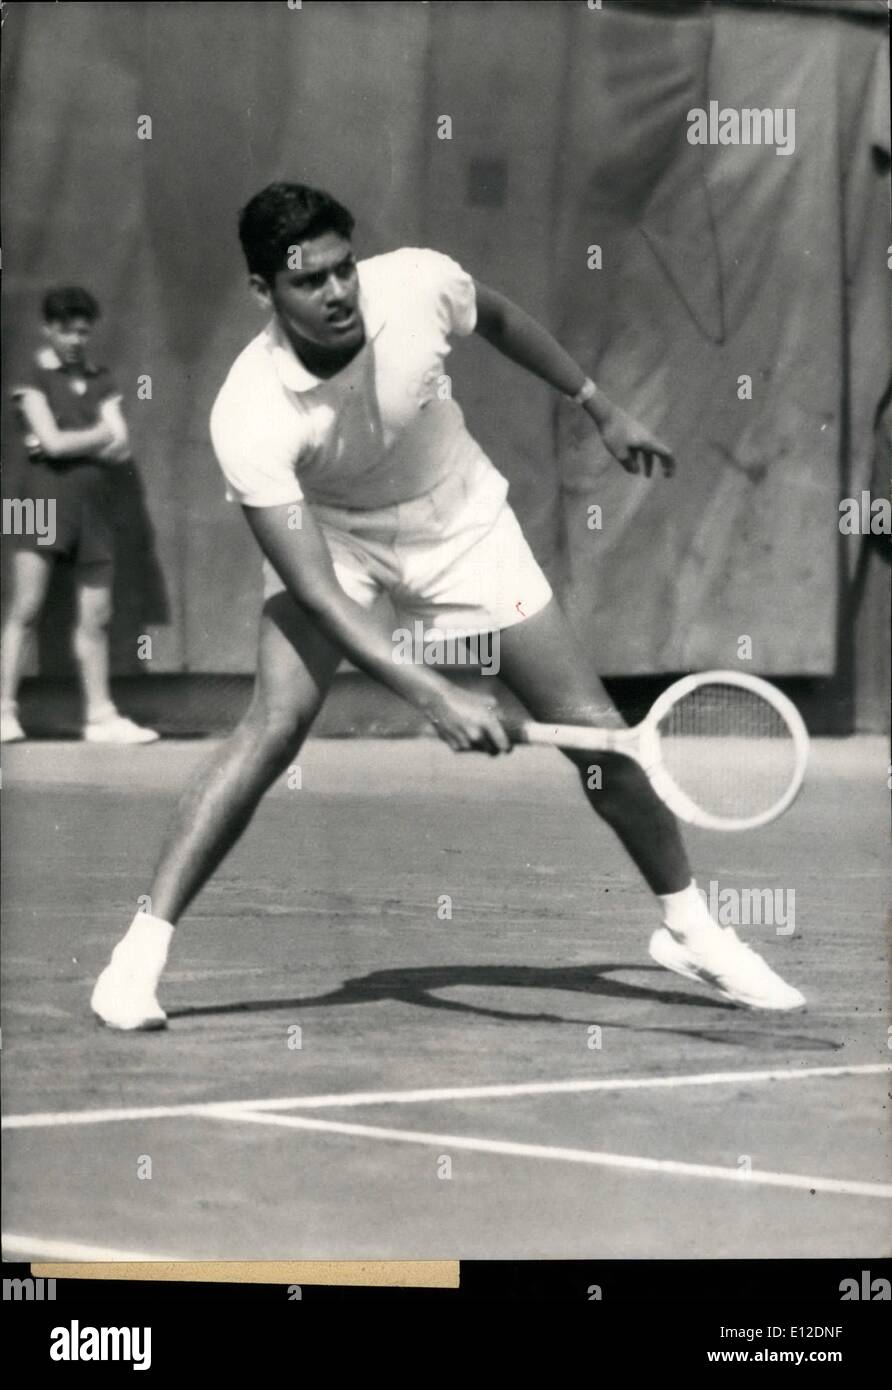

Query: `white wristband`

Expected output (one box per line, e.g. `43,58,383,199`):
570,377,597,406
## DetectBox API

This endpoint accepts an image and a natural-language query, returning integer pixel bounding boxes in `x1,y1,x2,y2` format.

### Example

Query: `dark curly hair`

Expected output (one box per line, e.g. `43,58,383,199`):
42,286,100,323
238,182,355,283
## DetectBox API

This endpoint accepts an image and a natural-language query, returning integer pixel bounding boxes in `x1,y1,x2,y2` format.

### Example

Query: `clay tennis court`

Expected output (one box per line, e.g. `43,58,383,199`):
2,732,889,1261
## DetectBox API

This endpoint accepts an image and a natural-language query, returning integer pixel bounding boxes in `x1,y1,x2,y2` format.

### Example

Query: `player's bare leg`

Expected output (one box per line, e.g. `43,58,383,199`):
91,591,344,1028
497,599,805,1010
0,549,53,742
150,592,347,922
497,598,689,893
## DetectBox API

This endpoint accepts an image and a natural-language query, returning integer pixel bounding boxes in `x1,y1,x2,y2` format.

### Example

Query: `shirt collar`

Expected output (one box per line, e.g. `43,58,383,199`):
265,263,386,393
35,345,100,375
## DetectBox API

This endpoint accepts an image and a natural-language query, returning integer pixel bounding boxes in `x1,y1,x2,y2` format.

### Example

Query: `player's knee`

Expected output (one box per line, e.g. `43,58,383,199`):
556,704,629,786
246,704,311,767
570,748,644,803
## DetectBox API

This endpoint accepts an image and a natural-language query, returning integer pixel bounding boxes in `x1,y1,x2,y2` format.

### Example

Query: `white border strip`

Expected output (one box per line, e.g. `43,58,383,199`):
2,1233,182,1261
3,1062,889,1130
210,1107,892,1200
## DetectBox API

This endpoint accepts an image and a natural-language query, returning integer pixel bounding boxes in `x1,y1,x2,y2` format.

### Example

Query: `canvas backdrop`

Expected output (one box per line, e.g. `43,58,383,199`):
2,0,888,679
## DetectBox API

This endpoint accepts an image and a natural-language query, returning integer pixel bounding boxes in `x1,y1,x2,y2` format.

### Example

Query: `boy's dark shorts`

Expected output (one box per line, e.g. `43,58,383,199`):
15,459,114,570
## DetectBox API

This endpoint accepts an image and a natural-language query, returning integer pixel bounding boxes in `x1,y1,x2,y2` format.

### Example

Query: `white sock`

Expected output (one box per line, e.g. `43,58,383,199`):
112,912,174,984
658,881,717,943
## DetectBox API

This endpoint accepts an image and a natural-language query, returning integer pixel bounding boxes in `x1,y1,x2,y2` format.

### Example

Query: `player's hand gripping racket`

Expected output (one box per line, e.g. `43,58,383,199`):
510,671,809,832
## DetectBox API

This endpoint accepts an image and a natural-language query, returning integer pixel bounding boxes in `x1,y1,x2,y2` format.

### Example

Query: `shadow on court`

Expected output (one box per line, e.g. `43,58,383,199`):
169,960,841,1054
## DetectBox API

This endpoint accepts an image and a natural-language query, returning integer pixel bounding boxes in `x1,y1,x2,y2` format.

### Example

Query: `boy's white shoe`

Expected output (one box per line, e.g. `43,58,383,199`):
83,714,159,745
0,711,26,743
91,915,173,1031
649,924,806,1011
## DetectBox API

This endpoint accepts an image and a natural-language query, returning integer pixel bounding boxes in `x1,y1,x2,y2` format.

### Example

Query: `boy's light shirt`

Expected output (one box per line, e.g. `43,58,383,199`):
210,248,482,512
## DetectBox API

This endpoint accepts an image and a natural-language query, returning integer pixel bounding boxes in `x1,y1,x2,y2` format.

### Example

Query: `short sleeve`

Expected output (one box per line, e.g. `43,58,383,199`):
209,367,305,509
419,249,477,338
9,378,48,455
10,369,46,401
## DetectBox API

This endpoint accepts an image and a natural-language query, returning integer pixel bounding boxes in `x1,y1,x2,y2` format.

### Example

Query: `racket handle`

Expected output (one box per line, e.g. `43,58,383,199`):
508,719,627,753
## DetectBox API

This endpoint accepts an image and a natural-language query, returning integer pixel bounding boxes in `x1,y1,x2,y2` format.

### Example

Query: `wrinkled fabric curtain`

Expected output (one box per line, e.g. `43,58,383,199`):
553,3,889,673
2,2,888,677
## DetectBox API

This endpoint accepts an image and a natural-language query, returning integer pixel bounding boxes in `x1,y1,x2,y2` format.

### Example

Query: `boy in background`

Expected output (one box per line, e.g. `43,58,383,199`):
1,287,158,744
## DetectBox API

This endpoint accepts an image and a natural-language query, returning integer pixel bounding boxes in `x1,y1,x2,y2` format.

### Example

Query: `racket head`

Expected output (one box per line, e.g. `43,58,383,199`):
640,671,810,832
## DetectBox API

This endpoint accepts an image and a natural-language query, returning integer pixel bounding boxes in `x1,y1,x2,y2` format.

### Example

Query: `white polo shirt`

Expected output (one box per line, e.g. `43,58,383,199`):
209,247,481,512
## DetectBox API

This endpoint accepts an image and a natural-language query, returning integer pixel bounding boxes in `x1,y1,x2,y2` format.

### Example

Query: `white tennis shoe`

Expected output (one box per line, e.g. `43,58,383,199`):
649,924,806,1011
83,714,159,745
91,955,167,1031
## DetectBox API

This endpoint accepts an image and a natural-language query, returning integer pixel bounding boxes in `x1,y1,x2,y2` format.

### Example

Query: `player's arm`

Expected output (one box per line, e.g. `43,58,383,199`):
472,280,674,479
14,389,115,460
244,501,510,754
94,397,133,463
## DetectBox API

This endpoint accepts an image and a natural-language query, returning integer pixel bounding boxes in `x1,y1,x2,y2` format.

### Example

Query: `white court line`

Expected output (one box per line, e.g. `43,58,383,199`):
2,1233,182,1262
3,1062,889,1130
210,1107,892,1201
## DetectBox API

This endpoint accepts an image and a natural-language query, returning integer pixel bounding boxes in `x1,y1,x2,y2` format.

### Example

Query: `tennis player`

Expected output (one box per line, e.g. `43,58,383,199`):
91,183,804,1029
1,288,159,745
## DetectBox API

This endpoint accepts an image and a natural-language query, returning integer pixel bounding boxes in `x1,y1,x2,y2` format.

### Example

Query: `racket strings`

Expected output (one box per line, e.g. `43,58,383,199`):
656,684,798,820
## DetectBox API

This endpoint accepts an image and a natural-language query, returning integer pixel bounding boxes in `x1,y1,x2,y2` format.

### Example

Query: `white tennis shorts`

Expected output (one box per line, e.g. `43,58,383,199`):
262,445,553,637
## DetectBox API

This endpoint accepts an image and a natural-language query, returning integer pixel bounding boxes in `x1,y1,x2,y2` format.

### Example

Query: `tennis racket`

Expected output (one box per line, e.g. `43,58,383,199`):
510,671,809,832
